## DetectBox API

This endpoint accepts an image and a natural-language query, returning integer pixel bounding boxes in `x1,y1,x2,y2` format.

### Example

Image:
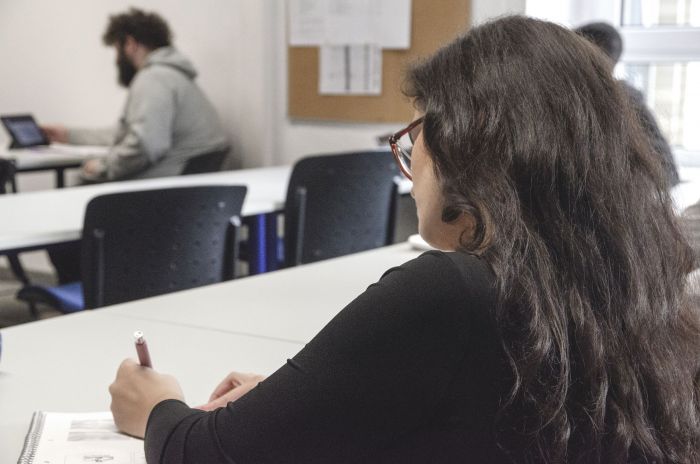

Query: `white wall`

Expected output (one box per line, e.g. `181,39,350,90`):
0,0,528,178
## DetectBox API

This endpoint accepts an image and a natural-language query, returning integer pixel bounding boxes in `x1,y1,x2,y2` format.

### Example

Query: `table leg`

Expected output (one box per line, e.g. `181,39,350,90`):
55,168,66,188
265,213,280,272
245,213,281,275
6,253,30,286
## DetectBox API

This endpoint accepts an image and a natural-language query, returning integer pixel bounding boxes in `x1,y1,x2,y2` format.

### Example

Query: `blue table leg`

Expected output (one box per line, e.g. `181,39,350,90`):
265,213,281,272
245,213,280,275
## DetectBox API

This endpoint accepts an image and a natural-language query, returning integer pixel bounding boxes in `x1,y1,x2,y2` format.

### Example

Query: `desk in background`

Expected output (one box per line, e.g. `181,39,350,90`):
0,166,413,274
0,145,108,188
0,166,290,274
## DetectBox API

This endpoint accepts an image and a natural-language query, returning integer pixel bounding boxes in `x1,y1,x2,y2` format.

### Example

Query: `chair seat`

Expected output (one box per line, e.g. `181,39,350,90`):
17,282,85,314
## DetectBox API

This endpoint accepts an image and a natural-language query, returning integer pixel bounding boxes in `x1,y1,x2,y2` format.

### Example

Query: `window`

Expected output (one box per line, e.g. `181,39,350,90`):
623,61,700,152
619,0,700,164
528,0,700,165
622,0,700,27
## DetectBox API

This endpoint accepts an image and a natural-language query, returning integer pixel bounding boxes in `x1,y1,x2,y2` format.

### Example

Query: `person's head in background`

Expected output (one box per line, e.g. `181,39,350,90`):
575,20,681,188
574,21,623,67
403,15,699,463
102,8,172,87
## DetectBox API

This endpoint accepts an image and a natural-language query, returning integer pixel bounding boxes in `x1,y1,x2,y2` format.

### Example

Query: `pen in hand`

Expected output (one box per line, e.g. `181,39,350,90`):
133,330,152,368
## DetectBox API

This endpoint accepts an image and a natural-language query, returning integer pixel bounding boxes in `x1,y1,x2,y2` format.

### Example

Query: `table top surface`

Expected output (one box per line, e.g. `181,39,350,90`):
0,243,423,461
0,144,109,170
0,166,292,251
0,162,413,252
0,308,305,460
104,242,423,343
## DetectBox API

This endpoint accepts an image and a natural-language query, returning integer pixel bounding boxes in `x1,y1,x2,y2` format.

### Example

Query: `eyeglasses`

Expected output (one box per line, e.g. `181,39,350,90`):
389,116,424,180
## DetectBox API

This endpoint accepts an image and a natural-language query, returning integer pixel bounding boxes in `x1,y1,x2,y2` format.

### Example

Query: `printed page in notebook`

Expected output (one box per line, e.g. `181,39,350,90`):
19,411,145,464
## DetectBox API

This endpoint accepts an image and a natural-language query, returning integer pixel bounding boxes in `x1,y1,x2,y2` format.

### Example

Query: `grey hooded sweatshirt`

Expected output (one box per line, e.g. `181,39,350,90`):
68,47,229,181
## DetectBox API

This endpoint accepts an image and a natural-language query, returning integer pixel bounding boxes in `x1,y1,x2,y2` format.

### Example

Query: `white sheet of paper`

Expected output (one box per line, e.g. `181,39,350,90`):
288,0,326,46
319,44,382,95
20,412,145,464
324,0,371,45
368,0,412,49
288,0,412,49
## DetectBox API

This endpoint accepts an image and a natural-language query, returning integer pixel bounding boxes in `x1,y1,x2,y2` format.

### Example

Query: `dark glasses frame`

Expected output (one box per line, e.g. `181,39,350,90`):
388,116,424,180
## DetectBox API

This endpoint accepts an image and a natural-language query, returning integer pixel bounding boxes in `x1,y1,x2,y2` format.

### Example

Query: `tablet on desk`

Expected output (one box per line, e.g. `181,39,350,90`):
0,114,50,149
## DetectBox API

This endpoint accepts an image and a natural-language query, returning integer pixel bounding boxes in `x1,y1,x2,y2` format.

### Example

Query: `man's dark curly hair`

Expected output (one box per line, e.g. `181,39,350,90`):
102,8,171,49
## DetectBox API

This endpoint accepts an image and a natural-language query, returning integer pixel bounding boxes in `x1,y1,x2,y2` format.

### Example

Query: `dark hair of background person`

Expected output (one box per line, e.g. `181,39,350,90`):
574,21,623,64
405,15,700,464
102,8,172,49
574,21,680,187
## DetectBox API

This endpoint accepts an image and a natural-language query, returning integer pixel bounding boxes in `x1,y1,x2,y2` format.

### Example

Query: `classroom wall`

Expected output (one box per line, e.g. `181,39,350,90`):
271,0,528,166
0,0,527,186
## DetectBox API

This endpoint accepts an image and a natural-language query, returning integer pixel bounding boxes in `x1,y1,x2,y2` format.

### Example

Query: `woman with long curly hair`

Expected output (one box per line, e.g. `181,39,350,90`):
110,16,700,463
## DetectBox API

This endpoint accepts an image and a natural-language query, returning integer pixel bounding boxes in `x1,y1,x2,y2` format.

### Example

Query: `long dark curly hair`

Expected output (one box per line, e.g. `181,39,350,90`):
102,8,171,49
406,16,700,463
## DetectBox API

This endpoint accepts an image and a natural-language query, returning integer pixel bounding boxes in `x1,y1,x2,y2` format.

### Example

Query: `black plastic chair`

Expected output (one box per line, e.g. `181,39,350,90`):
0,159,30,287
283,150,399,267
181,148,229,175
17,185,247,312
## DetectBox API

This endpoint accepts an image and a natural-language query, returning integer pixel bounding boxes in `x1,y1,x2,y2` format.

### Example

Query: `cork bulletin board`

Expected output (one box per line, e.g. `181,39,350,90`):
288,0,471,123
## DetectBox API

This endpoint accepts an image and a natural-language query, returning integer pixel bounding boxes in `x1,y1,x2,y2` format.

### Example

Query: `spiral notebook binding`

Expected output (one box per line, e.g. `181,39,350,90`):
17,411,45,464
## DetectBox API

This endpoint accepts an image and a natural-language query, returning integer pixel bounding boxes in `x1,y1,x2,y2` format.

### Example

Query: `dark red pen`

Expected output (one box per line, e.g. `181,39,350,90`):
133,330,153,368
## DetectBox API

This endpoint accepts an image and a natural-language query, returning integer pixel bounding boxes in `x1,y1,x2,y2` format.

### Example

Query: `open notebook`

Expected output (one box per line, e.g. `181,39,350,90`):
18,411,145,464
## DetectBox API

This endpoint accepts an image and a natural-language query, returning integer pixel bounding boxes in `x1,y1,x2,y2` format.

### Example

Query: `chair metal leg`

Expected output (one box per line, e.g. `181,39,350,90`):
28,302,39,320
7,253,30,286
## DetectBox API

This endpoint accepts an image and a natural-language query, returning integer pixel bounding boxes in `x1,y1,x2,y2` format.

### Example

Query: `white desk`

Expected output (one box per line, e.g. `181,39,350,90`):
1,145,100,169
0,311,304,460
672,181,700,213
1,145,109,188
673,167,700,212
0,243,419,461
105,243,422,343
0,166,291,252
0,164,413,253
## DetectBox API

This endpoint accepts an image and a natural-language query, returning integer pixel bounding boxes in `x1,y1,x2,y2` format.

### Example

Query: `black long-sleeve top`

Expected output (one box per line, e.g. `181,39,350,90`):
145,251,513,463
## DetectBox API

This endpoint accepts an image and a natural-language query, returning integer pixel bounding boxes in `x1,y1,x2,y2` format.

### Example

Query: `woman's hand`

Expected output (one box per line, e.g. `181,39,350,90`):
195,372,266,411
109,359,185,438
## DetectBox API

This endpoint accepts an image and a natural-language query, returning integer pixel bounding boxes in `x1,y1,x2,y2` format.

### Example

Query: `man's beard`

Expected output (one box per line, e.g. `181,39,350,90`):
117,52,137,88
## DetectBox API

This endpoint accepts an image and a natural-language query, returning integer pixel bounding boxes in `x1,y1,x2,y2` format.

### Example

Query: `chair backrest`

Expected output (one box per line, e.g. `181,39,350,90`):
181,148,229,175
284,150,399,267
0,159,16,194
80,185,246,309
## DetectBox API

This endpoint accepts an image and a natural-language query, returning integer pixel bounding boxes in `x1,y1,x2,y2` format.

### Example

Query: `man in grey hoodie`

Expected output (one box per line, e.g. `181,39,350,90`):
42,8,229,284
43,8,229,183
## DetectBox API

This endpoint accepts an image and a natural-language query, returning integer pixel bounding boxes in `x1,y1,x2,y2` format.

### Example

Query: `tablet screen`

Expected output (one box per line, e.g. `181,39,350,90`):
1,114,49,148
